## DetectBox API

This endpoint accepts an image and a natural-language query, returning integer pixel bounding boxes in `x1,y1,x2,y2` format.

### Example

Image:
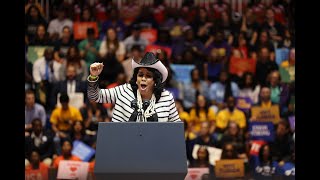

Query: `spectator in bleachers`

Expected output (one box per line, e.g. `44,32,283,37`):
79,6,95,22
182,68,210,110
249,30,275,59
29,24,53,46
271,0,287,25
25,118,55,167
81,101,110,134
209,70,239,109
53,26,77,63
255,47,278,86
53,139,82,168
25,4,48,44
248,0,266,25
204,48,223,83
252,143,277,179
240,8,260,43
70,121,94,147
267,71,290,110
50,93,83,139
119,0,141,26
25,90,47,130
189,146,214,173
171,26,205,64
98,52,125,87
221,142,238,159
133,7,159,30
279,28,294,49
123,24,149,54
204,30,232,64
51,64,87,109
59,46,88,81
99,27,126,62
211,0,230,20
280,48,295,68
216,96,246,132
191,8,212,45
163,9,188,40
238,72,261,104
189,94,216,134
33,48,62,107
78,28,101,69
270,120,294,168
175,99,190,123
153,27,172,48
262,8,285,49
25,50,33,90
122,45,143,82
215,11,239,46
220,121,246,159
100,8,126,41
25,150,49,179
47,6,73,42
193,121,220,151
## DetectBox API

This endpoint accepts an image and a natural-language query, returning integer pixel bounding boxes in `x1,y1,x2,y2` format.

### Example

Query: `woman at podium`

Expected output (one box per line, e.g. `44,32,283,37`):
87,52,181,122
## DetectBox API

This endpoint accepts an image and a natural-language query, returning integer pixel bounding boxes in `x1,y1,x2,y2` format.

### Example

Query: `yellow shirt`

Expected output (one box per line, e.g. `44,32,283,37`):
50,106,83,131
179,111,191,122
261,101,272,108
216,108,246,130
189,108,216,132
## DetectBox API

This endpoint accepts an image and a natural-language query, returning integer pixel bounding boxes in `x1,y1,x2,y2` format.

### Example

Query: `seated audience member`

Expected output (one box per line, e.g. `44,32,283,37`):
53,139,82,168
270,120,294,168
51,64,87,109
50,93,83,138
47,6,73,42
216,96,246,132
238,72,261,104
25,89,46,131
252,144,278,179
189,146,214,174
189,94,215,133
182,68,210,111
209,70,239,110
25,150,49,179
122,45,143,82
221,143,239,159
29,24,52,46
70,121,95,147
25,118,55,167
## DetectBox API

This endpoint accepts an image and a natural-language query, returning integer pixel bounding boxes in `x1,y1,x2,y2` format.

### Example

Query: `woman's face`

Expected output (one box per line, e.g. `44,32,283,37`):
82,9,91,21
30,7,39,18
62,141,72,155
225,144,234,158
228,122,238,136
197,95,206,108
269,71,280,86
107,29,117,41
262,145,270,159
136,68,155,98
197,147,208,160
192,69,200,81
245,74,253,86
74,122,82,133
37,25,46,37
69,47,77,58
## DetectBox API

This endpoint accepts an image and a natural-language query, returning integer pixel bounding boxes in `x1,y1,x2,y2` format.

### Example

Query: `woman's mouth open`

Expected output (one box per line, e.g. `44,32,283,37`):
140,84,147,91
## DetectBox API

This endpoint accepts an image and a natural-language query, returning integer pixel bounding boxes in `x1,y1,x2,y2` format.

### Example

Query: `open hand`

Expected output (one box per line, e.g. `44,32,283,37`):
90,62,104,76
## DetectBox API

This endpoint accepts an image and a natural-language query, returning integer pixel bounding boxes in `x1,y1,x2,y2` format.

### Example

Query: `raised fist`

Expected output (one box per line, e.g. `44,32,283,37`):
90,62,104,76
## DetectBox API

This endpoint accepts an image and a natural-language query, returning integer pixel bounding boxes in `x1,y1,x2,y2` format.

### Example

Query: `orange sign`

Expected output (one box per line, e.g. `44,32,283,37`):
229,57,257,75
140,28,158,44
251,105,281,124
73,22,99,40
215,159,245,178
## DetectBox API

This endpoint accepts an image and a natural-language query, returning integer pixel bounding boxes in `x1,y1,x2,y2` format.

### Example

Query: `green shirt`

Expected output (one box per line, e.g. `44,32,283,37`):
78,39,101,68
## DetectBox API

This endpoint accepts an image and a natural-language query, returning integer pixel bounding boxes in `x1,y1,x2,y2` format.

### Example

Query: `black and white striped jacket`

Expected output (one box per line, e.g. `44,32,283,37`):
87,77,181,122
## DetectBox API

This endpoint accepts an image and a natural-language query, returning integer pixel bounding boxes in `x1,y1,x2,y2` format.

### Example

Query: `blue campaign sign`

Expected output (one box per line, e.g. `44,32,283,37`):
249,122,275,142
72,140,96,162
275,48,289,65
170,64,195,84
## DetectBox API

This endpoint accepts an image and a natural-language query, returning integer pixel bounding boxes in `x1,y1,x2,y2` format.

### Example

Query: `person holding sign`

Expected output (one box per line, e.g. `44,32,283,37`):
87,52,181,122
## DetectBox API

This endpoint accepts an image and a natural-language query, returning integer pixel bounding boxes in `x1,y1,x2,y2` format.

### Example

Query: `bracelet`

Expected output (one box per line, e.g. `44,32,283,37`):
89,75,98,80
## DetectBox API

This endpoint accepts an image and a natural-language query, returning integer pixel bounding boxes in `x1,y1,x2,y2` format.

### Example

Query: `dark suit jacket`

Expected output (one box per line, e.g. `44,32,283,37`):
50,80,87,108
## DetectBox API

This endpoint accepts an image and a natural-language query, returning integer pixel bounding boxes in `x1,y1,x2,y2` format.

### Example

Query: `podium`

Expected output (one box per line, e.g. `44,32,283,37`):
94,122,188,180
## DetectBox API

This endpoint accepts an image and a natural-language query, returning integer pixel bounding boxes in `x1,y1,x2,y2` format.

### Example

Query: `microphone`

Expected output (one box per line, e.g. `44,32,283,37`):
131,99,138,110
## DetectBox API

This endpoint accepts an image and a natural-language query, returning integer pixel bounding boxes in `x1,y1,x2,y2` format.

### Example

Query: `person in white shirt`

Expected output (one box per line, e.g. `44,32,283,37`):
47,6,73,41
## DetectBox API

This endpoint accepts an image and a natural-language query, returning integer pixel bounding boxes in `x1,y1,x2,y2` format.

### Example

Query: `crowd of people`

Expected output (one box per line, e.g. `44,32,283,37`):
25,0,295,179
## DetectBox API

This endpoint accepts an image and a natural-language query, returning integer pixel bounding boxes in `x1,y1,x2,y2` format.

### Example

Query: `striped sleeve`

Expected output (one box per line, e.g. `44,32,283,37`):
167,92,181,122
87,76,116,104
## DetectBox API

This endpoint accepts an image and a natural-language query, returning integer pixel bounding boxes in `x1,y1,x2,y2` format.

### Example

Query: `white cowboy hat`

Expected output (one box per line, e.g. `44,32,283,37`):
131,52,168,83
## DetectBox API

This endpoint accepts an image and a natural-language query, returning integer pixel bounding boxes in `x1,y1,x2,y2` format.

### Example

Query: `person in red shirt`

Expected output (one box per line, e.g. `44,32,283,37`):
25,150,49,180
53,139,82,168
